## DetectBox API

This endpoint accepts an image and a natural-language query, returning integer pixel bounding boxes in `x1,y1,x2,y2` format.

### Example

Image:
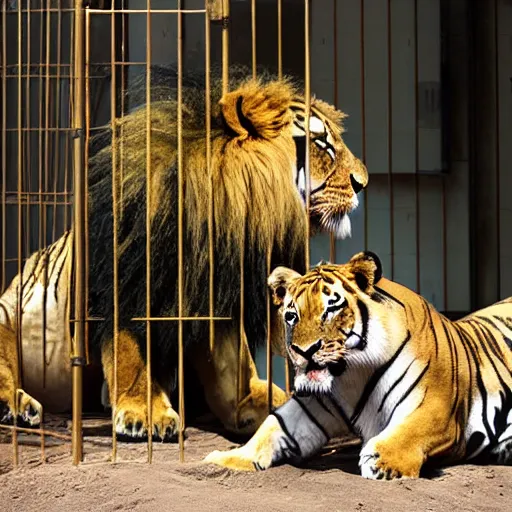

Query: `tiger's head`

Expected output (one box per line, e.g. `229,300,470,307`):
268,252,386,394
290,98,368,239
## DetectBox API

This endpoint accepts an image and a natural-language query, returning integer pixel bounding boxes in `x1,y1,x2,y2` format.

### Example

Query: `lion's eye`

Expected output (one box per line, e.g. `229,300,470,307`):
284,310,298,326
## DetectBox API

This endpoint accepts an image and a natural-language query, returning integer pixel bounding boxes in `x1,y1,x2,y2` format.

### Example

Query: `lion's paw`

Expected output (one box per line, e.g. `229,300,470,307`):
359,437,421,480
203,447,260,472
0,390,42,427
115,391,179,442
17,390,42,426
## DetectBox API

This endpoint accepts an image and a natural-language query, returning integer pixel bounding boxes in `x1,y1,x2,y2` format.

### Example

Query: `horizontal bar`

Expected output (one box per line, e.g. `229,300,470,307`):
131,316,232,322
0,424,71,442
87,9,206,14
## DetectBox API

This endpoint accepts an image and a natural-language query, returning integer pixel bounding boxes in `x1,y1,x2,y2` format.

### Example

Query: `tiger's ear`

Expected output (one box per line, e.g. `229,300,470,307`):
219,80,294,141
348,251,383,293
268,266,302,306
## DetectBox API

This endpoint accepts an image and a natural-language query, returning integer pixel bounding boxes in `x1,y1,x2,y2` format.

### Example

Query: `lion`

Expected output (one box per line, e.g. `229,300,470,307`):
0,66,368,440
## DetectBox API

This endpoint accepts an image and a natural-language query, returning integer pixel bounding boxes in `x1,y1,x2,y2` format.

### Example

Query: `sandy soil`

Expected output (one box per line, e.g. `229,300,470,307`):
0,415,510,512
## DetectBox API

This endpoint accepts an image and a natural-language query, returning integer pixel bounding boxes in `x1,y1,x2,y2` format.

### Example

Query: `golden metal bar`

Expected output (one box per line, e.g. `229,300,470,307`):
109,0,120,463
205,2,215,353
414,0,420,294
37,2,44,252
0,423,71,442
131,317,231,322
361,0,368,251
13,0,24,468
71,0,86,466
221,0,229,95
330,0,338,264
277,0,282,79
83,5,91,366
251,0,256,79
119,0,127,222
238,237,245,405
52,1,64,243
304,0,311,270
266,248,272,412
386,0,394,280
87,8,206,14
1,2,6,293
177,1,185,463
145,0,153,464
24,0,31,282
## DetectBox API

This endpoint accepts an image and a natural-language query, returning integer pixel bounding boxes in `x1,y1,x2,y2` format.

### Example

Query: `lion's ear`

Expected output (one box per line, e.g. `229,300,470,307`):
268,266,302,306
219,80,294,141
348,251,383,293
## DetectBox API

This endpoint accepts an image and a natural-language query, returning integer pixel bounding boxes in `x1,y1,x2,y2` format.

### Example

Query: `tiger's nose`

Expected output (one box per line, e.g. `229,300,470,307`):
350,174,364,194
290,340,323,361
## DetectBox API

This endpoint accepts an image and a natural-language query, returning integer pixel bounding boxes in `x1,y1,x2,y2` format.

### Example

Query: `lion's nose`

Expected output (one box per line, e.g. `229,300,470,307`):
290,340,323,360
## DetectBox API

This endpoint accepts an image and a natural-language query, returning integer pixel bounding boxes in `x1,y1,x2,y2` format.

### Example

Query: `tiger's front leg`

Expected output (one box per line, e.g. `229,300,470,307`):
101,330,179,441
204,394,347,470
359,407,458,480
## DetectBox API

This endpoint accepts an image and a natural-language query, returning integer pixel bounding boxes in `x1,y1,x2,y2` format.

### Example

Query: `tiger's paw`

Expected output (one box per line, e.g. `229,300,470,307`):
204,446,272,472
115,391,179,442
359,437,423,480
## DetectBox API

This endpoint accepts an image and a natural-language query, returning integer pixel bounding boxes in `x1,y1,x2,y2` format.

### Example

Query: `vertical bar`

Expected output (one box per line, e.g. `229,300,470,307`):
205,4,214,353
1,1,6,293
221,0,229,94
329,0,338,264
177,0,186,463
52,1,64,243
361,0,368,252
386,0,394,281
43,0,52,248
13,0,24,468
251,0,256,79
24,1,31,272
494,0,500,300
266,249,272,412
304,0,311,271
277,0,282,79
109,0,119,463
414,0,421,294
145,0,153,463
37,2,44,253
71,0,86,466
276,0,290,395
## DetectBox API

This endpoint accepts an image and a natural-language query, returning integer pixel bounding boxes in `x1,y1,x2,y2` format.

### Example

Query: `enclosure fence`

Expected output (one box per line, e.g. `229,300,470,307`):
1,0,498,468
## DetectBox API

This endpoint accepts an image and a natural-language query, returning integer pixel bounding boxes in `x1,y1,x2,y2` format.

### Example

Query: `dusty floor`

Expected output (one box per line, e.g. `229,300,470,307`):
0,415,510,512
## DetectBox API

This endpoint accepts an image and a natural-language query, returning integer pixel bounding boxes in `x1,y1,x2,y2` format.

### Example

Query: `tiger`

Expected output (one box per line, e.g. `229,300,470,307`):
204,251,512,479
0,65,368,440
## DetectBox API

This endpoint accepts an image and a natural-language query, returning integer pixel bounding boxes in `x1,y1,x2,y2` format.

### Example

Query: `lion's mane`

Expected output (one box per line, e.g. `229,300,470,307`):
87,66,308,391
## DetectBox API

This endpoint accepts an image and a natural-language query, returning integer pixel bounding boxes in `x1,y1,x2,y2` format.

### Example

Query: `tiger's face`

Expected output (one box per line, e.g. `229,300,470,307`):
291,99,368,239
268,252,382,395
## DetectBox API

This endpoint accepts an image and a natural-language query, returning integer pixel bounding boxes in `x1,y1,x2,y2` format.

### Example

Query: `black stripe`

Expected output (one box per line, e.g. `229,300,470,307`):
325,395,357,435
383,361,431,430
373,286,405,308
423,300,439,358
291,395,331,441
272,412,302,457
356,300,369,350
315,396,336,418
377,360,414,413
351,331,411,423
489,316,512,350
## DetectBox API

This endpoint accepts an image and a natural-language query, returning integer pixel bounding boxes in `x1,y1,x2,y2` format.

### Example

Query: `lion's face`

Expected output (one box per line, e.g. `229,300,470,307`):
291,99,368,240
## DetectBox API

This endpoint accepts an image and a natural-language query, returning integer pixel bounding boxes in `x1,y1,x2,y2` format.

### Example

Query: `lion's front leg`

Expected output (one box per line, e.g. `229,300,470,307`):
193,325,287,436
101,330,179,441
0,325,42,427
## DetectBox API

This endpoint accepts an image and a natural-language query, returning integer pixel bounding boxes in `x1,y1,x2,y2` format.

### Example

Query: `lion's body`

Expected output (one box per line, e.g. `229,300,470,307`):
0,66,367,438
205,254,512,478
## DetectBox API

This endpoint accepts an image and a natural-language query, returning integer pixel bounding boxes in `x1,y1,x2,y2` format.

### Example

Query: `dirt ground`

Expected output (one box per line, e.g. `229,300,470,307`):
0,415,510,512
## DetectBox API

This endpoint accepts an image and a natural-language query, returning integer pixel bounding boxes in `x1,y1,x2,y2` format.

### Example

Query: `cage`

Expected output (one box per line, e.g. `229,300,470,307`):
0,0,511,470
